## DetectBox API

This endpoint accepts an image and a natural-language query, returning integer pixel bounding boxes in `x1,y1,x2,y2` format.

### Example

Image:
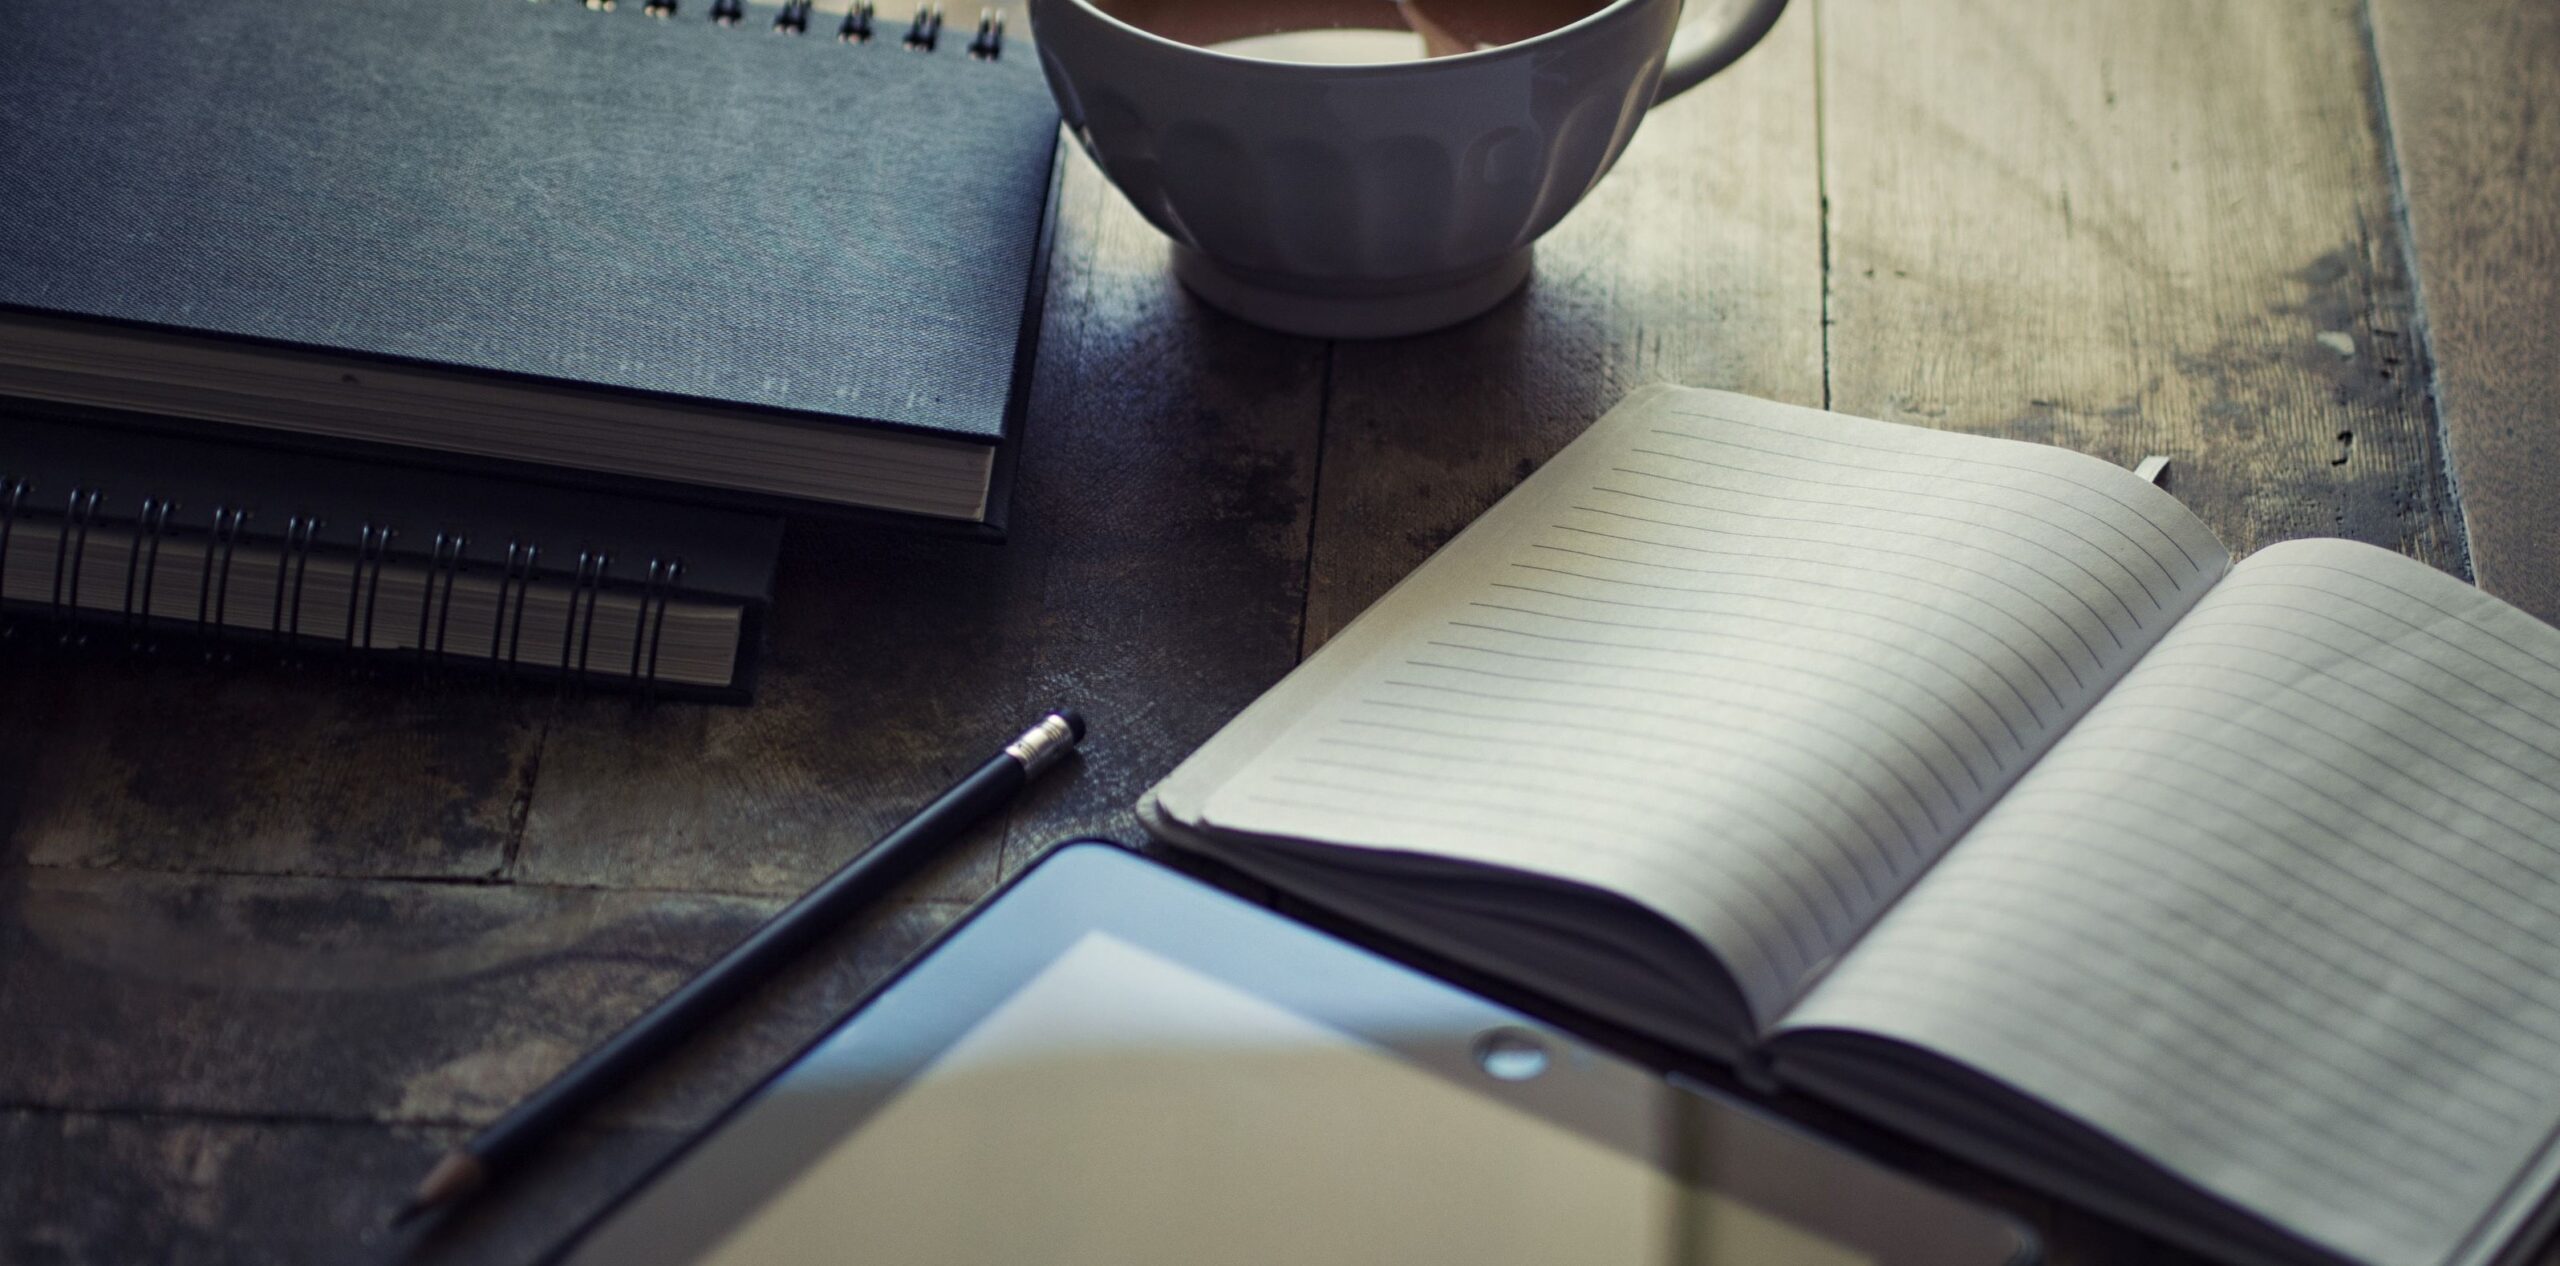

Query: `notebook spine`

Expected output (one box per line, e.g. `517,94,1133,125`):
0,474,701,698
592,0,1006,58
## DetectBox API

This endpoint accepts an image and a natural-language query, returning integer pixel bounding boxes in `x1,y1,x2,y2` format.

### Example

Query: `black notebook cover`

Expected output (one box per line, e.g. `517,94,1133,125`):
0,0,1059,517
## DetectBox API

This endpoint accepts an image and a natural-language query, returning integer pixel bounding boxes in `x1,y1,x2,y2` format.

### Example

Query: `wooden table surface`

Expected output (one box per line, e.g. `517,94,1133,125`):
4,0,2555,1262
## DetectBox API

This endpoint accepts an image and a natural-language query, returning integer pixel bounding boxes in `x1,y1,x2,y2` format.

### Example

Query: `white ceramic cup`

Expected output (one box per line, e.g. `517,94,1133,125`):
1027,0,1789,337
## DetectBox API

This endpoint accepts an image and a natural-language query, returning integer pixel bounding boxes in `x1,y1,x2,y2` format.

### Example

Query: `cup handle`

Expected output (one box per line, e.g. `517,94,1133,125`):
1653,0,1790,103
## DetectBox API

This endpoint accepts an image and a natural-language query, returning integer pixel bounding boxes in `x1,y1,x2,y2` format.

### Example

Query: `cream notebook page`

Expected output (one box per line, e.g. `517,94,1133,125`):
1158,386,2230,1024
1781,539,2560,1266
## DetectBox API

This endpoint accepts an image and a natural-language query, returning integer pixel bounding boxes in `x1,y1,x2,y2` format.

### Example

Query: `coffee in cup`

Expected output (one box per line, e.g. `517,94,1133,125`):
1092,0,1616,64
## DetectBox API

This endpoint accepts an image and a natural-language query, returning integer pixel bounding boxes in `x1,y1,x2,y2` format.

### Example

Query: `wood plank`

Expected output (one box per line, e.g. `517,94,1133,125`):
0,866,952,1126
512,149,1328,897
0,1109,452,1266
1303,0,1826,651
0,1108,694,1266
0,654,540,879
1820,0,2464,569
2368,0,2560,626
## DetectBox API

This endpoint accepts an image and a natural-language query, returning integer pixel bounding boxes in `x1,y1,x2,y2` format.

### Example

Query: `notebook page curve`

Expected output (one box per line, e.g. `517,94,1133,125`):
1196,387,2230,1023
1783,539,2560,1266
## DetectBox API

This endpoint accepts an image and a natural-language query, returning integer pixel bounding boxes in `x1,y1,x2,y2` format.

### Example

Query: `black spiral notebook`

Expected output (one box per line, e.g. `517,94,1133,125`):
1,409,784,701
0,0,1061,529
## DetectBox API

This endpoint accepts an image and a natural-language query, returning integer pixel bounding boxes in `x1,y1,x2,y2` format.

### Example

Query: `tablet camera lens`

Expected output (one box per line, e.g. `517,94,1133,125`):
1472,1027,1552,1081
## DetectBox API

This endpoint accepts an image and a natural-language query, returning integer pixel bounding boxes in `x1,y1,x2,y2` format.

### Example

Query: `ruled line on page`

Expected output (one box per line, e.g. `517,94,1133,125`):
1984,774,2560,1000
1317,715,1905,886
1352,689,1932,866
1421,635,1995,791
1530,536,2096,690
1803,963,2486,1205
2120,640,2560,801
1567,497,2131,653
1899,856,2560,1086
1810,942,2500,1183
1267,765,1859,940
1635,432,2193,587
1503,559,2067,717
2096,681,2560,864
1949,783,2560,1060
1397,659,1969,815
1868,890,2541,1141
1599,467,2158,622
1310,734,1890,878
1232,784,1822,978
1625,442,2180,609
1658,409,2210,571
1456,602,2012,769
1329,701,1908,859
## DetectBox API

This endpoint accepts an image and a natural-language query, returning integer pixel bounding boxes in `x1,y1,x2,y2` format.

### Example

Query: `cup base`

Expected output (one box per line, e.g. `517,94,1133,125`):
1170,246,1533,339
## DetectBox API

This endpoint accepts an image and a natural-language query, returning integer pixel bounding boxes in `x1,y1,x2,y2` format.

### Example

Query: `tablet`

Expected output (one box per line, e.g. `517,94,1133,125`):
556,841,2033,1266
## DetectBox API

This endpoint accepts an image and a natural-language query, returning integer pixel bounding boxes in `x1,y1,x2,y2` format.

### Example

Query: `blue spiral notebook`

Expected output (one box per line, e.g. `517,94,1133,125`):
0,0,1061,530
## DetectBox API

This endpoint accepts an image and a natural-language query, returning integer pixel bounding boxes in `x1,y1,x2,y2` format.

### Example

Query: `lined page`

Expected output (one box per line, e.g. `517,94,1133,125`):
1783,539,2560,1266
1177,386,2229,1023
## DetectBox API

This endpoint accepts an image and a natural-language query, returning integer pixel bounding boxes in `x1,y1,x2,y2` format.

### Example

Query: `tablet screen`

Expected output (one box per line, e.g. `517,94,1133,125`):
694,931,1864,1265
559,844,2026,1266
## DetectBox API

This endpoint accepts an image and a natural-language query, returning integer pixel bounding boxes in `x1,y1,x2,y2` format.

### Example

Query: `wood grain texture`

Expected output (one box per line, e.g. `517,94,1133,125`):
0,654,540,878
990,156,1328,860
1821,0,2465,569
0,1109,695,1266
0,1109,452,1266
2369,0,2560,625
510,150,1325,899
0,866,952,1128
1301,0,1826,651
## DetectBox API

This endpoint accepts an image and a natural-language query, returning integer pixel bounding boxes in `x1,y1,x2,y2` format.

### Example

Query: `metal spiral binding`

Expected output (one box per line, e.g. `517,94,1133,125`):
198,506,249,661
660,0,998,57
415,532,468,667
510,544,540,675
577,551,610,682
289,515,322,646
630,556,684,697
558,550,611,686
50,487,102,645
904,2,941,49
269,514,323,651
491,541,532,670
123,496,174,650
343,523,395,655
0,481,696,696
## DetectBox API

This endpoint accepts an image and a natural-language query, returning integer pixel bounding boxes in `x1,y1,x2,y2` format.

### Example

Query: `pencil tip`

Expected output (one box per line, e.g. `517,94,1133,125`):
391,1151,486,1227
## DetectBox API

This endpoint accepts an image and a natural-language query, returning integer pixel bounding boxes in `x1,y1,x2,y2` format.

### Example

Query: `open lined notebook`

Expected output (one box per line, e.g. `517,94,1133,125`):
1142,386,2560,1266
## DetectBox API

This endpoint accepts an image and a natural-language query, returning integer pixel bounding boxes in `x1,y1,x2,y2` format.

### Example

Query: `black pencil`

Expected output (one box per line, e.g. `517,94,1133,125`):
391,708,1087,1224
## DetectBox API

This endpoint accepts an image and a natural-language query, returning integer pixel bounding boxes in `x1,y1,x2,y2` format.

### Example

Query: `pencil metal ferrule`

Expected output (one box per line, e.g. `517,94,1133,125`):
1004,713,1080,777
